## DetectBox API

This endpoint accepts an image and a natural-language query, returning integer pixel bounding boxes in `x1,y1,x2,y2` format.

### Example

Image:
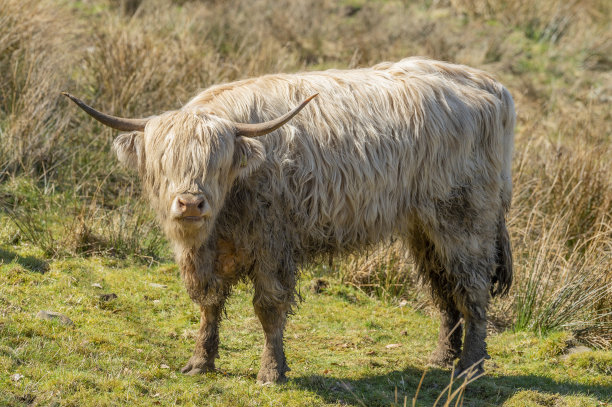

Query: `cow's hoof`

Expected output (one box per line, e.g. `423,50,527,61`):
428,349,459,368
452,361,485,380
256,368,287,385
181,357,214,376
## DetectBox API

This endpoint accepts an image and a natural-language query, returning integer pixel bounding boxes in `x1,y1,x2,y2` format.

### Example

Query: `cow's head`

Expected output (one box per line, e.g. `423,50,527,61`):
63,92,316,248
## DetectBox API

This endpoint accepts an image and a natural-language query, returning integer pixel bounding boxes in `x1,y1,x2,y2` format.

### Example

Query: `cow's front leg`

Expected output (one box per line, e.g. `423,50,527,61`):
254,302,290,384
181,301,224,375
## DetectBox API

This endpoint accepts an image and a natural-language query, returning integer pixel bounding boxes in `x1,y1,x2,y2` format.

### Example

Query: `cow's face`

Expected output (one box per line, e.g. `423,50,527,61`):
113,111,265,247
63,92,315,248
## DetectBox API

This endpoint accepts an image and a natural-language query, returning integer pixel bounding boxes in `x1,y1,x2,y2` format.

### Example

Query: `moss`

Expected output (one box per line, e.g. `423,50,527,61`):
536,331,572,358
567,350,612,376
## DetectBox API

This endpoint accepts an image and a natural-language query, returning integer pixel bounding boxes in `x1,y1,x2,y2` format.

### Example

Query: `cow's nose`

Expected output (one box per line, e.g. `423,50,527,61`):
172,194,209,219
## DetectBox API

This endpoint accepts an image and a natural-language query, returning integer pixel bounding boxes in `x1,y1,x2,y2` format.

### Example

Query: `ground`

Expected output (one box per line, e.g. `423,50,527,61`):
1,247,609,406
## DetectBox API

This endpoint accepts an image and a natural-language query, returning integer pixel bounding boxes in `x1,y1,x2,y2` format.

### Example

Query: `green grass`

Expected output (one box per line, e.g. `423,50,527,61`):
1,244,610,406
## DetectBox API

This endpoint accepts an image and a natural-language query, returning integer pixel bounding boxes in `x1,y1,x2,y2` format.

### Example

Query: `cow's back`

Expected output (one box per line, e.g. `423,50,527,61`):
187,58,513,253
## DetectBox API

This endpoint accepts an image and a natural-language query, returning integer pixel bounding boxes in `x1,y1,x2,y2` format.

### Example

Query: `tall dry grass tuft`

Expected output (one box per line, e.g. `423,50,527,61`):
340,241,426,306
0,0,77,177
510,138,611,346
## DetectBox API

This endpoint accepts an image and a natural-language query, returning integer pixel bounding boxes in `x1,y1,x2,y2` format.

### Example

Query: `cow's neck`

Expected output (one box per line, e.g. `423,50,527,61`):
174,235,221,305
174,232,243,306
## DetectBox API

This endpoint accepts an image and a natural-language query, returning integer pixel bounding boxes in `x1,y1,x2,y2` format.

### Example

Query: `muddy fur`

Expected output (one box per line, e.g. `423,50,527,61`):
109,57,515,381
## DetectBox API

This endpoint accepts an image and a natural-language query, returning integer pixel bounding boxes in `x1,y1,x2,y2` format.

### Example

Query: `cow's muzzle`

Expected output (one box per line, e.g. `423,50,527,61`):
171,193,210,222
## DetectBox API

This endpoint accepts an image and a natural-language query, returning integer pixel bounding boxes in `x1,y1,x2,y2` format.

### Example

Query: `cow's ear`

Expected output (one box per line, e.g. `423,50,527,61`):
113,132,144,168
232,136,265,179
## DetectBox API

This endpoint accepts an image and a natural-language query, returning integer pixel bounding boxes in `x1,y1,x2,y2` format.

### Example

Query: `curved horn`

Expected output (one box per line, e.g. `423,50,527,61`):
62,92,149,132
234,94,318,138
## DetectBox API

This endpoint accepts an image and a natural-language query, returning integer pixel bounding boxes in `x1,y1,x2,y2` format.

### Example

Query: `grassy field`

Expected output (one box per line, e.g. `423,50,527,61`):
1,0,611,405
1,251,610,406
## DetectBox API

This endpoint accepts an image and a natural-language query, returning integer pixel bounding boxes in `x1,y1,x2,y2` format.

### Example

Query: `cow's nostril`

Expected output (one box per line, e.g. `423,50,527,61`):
174,194,206,218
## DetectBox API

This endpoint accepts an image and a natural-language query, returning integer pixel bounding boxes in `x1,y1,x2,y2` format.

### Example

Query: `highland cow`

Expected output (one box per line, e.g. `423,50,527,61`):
64,57,515,383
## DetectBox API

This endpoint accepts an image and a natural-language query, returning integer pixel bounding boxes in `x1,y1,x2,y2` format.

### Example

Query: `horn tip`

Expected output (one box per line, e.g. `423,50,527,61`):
61,92,78,103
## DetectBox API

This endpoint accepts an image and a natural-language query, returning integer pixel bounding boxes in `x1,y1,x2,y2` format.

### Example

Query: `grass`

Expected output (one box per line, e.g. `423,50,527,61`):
1,248,610,406
1,0,611,404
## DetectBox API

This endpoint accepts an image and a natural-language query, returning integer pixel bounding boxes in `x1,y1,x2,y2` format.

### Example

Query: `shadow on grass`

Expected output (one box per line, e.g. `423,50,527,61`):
0,247,49,273
290,365,611,406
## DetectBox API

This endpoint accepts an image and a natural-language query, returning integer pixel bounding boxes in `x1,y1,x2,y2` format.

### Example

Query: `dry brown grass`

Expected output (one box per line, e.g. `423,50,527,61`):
0,0,610,343
0,0,76,176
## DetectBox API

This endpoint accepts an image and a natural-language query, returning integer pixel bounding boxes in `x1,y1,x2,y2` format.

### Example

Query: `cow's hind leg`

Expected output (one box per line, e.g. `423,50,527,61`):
452,263,491,377
446,221,497,376
408,229,462,367
425,249,492,376
433,213,497,376
181,300,225,375
419,185,500,377
429,277,463,367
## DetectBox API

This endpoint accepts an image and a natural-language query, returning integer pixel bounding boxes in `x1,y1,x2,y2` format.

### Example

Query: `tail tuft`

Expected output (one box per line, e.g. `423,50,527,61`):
491,214,512,297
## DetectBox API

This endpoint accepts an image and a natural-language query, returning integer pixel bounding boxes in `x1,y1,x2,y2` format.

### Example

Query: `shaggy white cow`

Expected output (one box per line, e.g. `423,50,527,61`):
64,57,515,383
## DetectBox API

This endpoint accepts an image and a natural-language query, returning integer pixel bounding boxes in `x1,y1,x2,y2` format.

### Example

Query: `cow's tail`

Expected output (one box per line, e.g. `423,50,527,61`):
491,213,512,297
491,85,515,297
499,85,515,213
